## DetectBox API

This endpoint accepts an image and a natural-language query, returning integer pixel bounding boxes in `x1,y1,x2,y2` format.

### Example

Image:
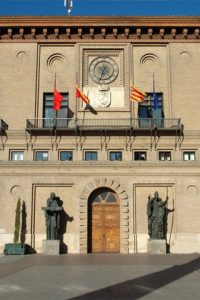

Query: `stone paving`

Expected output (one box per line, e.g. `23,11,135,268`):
0,253,200,300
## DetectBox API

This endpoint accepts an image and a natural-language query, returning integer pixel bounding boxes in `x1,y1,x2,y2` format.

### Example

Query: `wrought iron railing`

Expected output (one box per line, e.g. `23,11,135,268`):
26,118,76,129
0,119,8,132
76,118,132,128
26,118,181,131
131,118,181,129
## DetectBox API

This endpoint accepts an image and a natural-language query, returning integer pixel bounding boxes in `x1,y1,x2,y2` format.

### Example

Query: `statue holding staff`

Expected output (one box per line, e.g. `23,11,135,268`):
147,191,168,240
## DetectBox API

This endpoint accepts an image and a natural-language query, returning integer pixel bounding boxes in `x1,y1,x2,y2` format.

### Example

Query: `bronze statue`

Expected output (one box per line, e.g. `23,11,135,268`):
147,191,168,240
42,192,62,240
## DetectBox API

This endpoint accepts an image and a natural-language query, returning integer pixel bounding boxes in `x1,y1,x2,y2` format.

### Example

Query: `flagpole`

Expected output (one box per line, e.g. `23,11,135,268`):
151,72,155,126
153,72,155,93
130,86,134,128
75,72,78,150
75,72,78,126
53,73,57,128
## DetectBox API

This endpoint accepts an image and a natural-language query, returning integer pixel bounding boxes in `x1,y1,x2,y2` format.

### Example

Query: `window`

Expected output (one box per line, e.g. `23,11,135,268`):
138,93,164,128
85,151,98,161
159,151,171,161
35,151,48,161
10,151,24,161
59,151,73,161
90,188,118,203
183,151,196,161
109,151,122,161
43,93,68,128
134,151,147,161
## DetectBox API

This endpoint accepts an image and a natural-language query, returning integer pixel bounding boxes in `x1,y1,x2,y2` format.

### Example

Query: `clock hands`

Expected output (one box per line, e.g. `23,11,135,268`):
99,63,113,83
100,65,108,82
89,57,119,84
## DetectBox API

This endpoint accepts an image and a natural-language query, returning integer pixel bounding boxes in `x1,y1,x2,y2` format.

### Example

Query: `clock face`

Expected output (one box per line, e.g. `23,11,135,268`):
89,57,119,84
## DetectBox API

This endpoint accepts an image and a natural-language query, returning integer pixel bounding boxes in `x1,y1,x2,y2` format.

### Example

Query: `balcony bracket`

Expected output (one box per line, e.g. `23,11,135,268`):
50,129,57,150
100,129,109,151
0,133,7,151
78,129,86,150
175,124,184,149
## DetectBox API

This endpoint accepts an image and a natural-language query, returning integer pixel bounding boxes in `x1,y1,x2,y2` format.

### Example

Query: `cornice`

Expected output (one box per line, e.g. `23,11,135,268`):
0,16,200,42
0,16,200,26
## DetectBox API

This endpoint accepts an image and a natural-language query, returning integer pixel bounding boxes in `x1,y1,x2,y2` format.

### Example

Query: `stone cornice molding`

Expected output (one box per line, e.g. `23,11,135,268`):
1,16,200,26
0,16,200,42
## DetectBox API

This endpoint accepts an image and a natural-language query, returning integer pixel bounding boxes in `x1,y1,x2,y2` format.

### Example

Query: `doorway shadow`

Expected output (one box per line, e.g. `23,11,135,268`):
56,197,74,254
68,256,200,299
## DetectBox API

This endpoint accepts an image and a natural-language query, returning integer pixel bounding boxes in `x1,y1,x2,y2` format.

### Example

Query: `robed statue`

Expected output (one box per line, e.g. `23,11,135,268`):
42,192,62,240
147,191,168,240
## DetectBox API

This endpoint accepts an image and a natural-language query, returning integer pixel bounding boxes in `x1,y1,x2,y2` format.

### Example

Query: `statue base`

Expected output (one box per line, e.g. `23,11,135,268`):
42,240,60,255
147,239,167,254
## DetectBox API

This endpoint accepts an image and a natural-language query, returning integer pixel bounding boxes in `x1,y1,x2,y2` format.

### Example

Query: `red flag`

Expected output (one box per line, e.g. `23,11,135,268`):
76,86,90,104
53,80,63,111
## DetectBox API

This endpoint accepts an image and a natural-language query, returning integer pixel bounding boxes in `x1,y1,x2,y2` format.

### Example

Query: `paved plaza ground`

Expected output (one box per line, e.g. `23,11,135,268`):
0,253,200,300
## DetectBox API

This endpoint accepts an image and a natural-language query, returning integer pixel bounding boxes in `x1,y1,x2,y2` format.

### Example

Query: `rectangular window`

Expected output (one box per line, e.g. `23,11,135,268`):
85,151,98,161
138,93,163,128
109,151,122,161
183,151,196,161
10,151,24,161
134,151,147,161
59,151,73,161
43,93,68,128
159,151,171,161
35,151,48,161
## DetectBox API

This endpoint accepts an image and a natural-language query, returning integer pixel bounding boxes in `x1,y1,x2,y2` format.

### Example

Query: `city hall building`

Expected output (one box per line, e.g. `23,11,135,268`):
0,16,200,254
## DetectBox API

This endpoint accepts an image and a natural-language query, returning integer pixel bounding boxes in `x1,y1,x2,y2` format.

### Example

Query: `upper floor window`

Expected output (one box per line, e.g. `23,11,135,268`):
10,151,24,161
134,151,147,161
183,151,196,161
85,151,98,161
59,150,73,161
109,151,122,161
159,151,171,161
35,151,48,161
43,93,68,128
138,93,163,127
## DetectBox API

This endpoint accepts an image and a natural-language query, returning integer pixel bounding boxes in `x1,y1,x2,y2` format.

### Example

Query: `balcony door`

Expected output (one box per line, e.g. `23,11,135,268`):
43,93,68,128
88,187,120,253
138,93,163,128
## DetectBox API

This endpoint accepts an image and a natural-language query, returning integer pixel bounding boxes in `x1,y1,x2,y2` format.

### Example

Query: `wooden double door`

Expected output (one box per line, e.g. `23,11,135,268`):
89,204,120,253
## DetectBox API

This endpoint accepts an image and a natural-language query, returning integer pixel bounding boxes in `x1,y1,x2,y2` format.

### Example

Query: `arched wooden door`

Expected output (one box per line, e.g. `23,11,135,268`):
88,187,120,253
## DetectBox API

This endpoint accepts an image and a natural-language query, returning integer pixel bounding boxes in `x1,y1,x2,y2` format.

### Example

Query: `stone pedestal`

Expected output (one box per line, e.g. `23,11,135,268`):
42,240,60,255
147,239,167,254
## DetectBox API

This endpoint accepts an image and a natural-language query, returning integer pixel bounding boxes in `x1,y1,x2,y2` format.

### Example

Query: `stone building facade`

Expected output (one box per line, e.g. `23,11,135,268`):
0,16,200,254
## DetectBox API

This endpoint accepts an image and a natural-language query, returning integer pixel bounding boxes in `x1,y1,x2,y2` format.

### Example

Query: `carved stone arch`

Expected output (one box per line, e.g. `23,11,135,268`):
79,177,129,254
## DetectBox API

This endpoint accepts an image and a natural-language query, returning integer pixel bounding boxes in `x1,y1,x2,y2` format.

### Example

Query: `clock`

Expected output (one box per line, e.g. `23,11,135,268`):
89,57,119,84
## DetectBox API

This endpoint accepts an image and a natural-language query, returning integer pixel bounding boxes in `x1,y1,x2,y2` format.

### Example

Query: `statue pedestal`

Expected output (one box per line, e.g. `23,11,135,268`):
42,240,60,255
147,239,167,254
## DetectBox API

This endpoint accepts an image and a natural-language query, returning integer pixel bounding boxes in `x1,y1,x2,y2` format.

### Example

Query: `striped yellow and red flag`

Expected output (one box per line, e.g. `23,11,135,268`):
76,86,90,104
130,85,147,102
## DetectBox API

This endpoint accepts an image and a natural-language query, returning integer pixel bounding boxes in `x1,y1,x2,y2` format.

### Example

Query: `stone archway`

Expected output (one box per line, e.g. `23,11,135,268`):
79,178,129,254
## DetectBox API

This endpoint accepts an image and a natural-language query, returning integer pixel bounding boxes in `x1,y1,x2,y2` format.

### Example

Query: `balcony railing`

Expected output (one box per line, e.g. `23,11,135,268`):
132,118,181,130
26,118,76,130
26,118,182,132
0,119,8,132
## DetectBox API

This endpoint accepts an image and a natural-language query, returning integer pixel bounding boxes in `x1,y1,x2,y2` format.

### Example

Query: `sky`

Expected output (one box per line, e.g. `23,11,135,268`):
0,0,200,16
